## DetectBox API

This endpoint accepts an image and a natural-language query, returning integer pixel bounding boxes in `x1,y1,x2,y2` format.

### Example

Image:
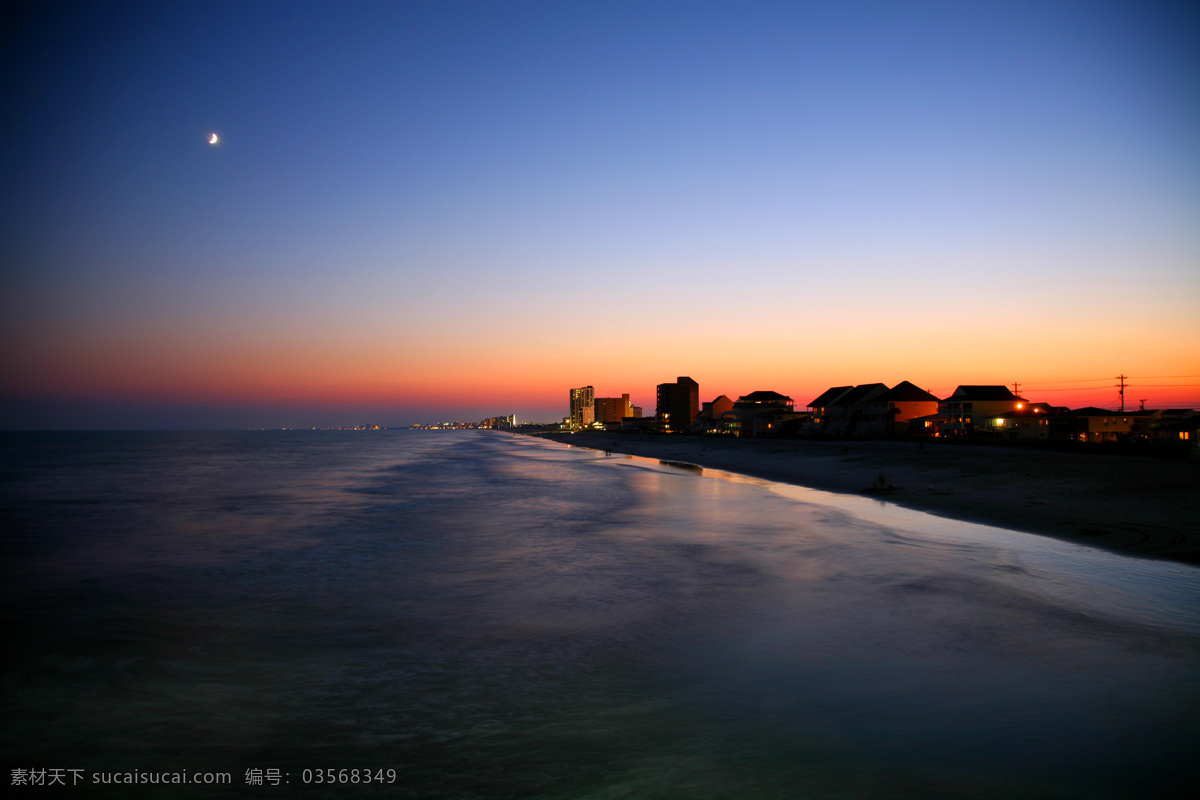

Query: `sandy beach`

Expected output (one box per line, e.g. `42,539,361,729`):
534,432,1200,565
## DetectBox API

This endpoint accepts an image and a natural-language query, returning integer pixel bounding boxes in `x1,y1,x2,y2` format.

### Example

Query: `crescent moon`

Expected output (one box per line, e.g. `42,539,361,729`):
208,133,219,144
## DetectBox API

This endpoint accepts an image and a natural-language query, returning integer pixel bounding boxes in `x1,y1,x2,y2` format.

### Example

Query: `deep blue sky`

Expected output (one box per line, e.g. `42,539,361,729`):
3,1,1198,427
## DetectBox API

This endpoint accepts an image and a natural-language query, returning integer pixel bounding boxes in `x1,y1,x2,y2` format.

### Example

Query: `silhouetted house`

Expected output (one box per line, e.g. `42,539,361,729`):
1135,408,1199,442
1049,408,1136,442
976,407,1053,439
807,386,853,427
936,385,1026,437
621,415,658,433
1150,414,1200,446
1127,409,1158,440
735,390,794,411
907,413,940,436
857,381,940,436
1027,402,1068,416
693,395,735,434
728,391,797,437
656,376,699,434
825,383,889,436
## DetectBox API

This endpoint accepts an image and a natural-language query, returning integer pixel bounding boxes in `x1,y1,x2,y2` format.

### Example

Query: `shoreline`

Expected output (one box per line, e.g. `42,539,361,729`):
529,431,1200,566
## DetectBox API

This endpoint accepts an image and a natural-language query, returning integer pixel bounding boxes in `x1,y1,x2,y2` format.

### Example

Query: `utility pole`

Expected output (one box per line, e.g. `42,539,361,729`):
1115,374,1127,412
1012,382,1021,397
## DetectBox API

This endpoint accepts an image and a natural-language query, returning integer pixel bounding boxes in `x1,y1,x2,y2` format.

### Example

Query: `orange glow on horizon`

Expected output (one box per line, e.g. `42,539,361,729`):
5,298,1198,418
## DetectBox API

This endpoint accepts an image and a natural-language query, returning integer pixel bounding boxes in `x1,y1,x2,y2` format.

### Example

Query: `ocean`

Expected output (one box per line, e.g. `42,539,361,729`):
2,429,1197,798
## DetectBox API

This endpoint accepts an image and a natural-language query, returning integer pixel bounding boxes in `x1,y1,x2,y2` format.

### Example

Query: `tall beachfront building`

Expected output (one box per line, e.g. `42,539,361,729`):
594,394,635,425
656,377,699,433
569,386,595,428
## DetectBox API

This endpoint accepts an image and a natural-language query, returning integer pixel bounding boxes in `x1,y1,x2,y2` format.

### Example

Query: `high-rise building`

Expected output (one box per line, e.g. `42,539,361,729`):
569,386,595,428
594,394,633,425
656,376,699,433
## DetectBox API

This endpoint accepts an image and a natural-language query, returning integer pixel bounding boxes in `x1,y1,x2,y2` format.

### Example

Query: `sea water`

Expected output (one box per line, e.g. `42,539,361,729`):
1,430,1196,798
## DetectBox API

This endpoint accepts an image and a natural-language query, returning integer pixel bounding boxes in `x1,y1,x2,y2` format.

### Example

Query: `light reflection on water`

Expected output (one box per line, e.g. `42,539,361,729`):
1,430,1197,798
635,453,1200,634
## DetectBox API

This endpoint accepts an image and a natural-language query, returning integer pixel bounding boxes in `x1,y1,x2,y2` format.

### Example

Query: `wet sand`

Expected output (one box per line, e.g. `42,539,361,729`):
533,432,1200,565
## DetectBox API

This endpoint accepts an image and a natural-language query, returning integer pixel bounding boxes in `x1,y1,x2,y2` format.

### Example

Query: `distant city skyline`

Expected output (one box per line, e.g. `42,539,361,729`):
2,1,1198,429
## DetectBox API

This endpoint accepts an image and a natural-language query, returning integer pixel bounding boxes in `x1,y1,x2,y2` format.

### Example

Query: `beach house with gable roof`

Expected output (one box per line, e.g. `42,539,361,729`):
693,395,735,434
936,385,1026,437
728,391,799,437
1049,407,1136,442
857,381,940,436
823,383,889,436
976,407,1053,439
807,386,853,428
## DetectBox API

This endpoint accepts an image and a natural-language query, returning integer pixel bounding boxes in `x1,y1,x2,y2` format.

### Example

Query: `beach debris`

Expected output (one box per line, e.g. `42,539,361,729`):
866,471,897,493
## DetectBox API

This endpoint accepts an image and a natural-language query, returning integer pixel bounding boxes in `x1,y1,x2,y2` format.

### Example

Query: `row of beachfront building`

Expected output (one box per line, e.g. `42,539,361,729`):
567,378,1200,444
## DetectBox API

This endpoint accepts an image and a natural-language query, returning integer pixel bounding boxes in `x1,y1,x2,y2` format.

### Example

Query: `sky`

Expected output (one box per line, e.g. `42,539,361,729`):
2,0,1198,428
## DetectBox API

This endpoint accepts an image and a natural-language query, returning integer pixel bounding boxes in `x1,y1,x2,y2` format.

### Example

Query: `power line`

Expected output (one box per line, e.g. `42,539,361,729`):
1021,374,1200,386
1133,383,1200,388
1130,374,1200,380
1020,377,1118,385
1017,386,1115,392
1022,387,1200,395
